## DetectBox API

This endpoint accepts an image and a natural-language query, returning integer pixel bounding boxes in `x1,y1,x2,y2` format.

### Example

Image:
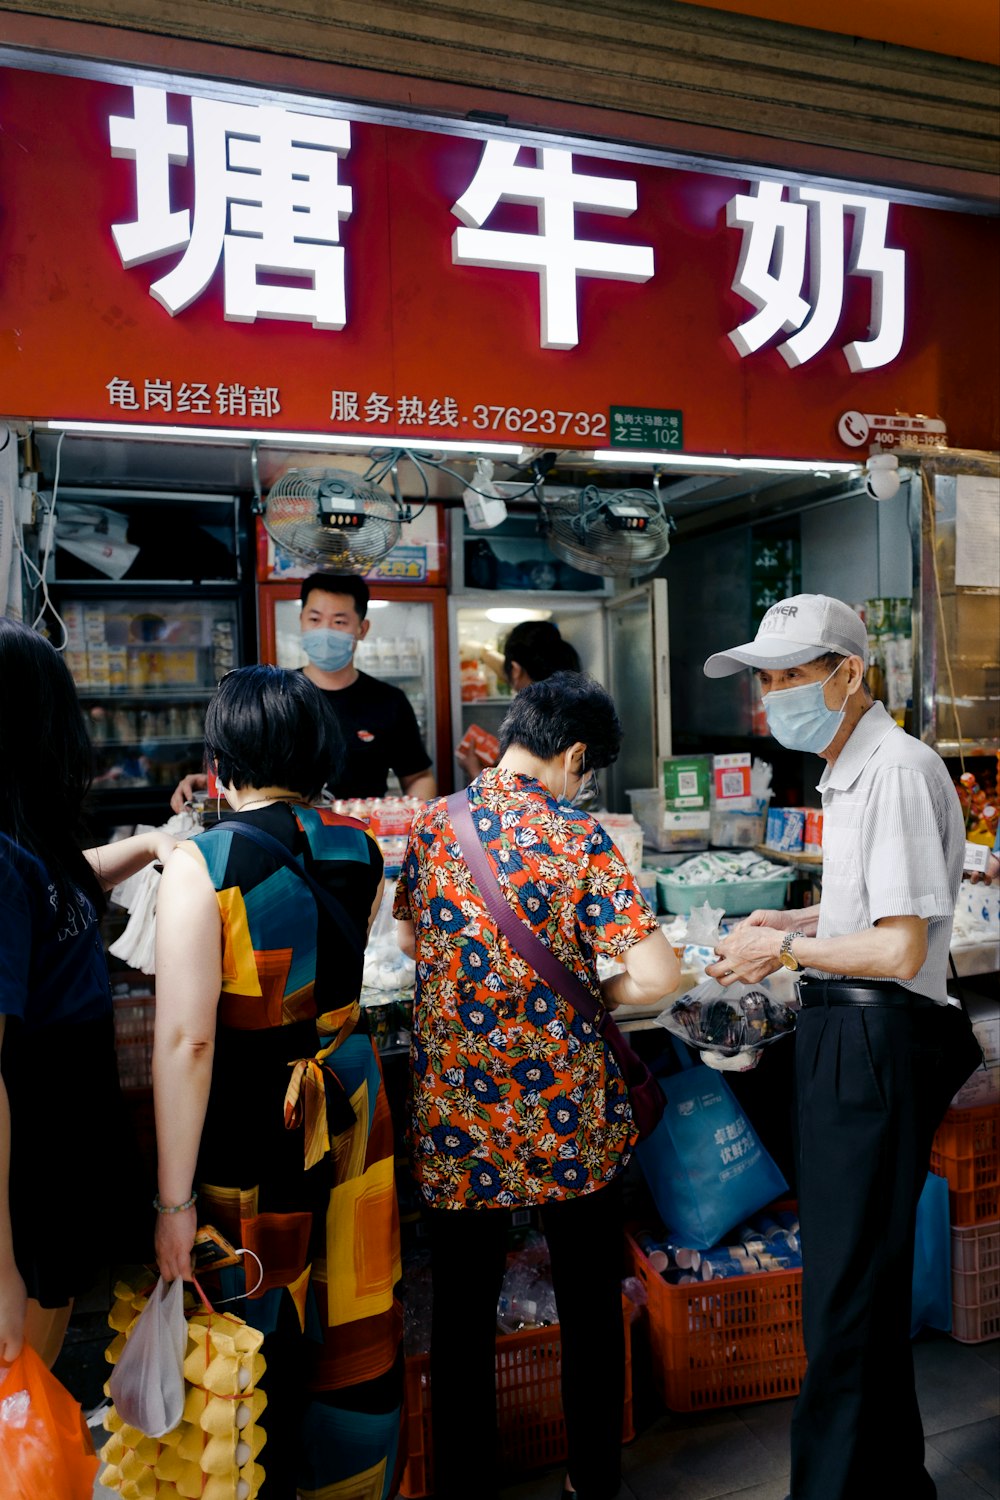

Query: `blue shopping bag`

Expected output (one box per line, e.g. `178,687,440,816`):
636,1037,787,1249
911,1171,952,1336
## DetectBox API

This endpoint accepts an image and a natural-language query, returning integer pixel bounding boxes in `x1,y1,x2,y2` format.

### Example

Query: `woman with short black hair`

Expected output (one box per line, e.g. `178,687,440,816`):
152,665,403,1499
396,671,680,1500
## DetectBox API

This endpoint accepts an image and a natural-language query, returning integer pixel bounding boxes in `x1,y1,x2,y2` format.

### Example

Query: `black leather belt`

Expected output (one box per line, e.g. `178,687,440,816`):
797,978,935,1009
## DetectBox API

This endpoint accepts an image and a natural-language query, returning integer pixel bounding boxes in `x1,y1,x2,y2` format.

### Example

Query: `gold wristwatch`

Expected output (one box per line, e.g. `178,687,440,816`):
779,930,806,971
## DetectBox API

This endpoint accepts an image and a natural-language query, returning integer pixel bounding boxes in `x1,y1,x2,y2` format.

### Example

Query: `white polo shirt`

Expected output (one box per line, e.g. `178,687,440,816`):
814,701,964,1003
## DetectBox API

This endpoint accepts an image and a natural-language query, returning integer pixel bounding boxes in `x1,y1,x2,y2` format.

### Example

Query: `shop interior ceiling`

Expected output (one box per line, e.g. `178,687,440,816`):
29,431,868,539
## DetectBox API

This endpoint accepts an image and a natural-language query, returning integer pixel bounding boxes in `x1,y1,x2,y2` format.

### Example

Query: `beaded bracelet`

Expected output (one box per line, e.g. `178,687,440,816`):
153,1192,197,1215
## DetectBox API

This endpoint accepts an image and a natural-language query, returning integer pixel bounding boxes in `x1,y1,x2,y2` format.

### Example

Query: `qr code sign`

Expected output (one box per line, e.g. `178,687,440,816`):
720,771,745,797
677,771,699,796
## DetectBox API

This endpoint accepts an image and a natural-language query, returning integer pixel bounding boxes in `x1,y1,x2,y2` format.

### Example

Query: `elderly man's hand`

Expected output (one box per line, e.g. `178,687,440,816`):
705,923,784,986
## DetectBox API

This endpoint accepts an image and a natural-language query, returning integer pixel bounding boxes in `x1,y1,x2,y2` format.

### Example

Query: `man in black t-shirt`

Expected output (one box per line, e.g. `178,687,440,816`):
170,574,436,810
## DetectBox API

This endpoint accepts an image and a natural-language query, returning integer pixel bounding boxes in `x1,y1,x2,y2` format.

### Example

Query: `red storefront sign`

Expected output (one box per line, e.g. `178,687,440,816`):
0,64,996,458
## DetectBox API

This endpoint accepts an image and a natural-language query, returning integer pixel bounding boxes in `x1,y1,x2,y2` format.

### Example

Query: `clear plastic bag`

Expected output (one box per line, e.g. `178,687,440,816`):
107,1274,186,1438
656,975,799,1058
0,1344,98,1499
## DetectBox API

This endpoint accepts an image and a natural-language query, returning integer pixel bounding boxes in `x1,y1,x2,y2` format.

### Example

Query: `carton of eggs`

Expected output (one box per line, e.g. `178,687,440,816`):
100,1281,267,1499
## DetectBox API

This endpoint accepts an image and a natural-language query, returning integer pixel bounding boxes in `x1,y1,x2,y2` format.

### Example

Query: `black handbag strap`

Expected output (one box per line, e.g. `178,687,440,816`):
202,817,365,963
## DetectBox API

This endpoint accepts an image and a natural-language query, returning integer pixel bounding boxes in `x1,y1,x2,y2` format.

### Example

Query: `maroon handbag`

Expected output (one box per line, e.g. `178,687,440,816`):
447,791,666,1140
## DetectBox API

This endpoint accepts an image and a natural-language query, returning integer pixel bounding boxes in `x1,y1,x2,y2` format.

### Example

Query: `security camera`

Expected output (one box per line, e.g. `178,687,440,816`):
864,450,901,502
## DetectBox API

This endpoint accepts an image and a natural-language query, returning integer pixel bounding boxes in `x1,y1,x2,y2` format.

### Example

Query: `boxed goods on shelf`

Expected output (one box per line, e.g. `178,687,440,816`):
399,1302,634,1498
950,1221,1000,1344
625,1231,805,1413
930,1105,999,1226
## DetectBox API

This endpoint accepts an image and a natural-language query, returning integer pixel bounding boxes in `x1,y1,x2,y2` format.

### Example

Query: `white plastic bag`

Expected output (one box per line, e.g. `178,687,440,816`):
108,1276,186,1438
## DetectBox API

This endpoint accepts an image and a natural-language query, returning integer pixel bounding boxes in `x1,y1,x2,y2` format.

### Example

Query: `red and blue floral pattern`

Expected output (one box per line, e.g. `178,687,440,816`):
393,768,659,1210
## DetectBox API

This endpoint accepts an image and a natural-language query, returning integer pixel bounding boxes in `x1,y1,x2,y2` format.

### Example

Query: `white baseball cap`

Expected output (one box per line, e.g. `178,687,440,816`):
703,594,869,678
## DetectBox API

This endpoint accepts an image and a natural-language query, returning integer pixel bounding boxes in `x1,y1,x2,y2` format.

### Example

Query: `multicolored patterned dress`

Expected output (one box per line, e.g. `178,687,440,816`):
189,803,403,1500
393,768,659,1211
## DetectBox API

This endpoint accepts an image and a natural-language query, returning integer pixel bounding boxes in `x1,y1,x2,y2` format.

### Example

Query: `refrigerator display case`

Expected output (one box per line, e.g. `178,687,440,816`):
258,582,451,793
44,488,250,827
449,578,670,810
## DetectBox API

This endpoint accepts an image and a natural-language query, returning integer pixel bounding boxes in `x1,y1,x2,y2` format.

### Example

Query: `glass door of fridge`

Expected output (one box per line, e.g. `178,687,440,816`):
604,579,672,812
63,595,239,791
449,595,607,783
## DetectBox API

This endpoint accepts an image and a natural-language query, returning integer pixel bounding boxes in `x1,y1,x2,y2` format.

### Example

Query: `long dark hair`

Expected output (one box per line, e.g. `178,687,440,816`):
0,617,102,909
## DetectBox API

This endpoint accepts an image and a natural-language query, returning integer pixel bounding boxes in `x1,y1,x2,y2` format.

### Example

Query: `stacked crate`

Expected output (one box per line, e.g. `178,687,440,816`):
929,1104,1000,1343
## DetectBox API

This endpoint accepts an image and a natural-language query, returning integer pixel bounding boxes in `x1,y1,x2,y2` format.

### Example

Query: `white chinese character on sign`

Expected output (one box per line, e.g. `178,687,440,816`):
107,377,139,410
216,383,247,416
109,87,353,328
176,381,213,414
330,390,360,422
727,181,905,371
248,387,281,418
427,397,460,428
451,140,655,349
144,379,173,412
365,392,393,425
397,396,427,426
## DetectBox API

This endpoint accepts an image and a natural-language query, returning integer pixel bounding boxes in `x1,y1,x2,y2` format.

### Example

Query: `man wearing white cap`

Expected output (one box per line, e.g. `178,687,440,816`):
702,594,981,1500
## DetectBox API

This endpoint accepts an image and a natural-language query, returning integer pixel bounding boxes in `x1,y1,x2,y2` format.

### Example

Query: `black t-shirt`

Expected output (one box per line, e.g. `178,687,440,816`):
313,670,432,797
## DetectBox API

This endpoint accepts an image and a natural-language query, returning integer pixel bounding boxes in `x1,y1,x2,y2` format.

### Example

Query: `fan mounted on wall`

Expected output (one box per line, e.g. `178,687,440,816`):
539,485,673,578
261,468,406,573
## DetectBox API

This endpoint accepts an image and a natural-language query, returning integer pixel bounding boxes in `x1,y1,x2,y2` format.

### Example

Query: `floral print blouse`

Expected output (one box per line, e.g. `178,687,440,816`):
393,767,659,1210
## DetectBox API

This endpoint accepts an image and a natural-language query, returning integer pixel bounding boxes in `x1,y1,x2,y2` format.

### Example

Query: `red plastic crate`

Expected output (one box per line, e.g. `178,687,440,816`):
930,1105,1000,1226
399,1299,634,1498
951,1220,1000,1344
625,1231,806,1414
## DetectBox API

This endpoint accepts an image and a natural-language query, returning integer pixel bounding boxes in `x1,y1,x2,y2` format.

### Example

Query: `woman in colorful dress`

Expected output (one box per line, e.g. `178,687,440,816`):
395,672,680,1500
153,666,403,1500
0,618,174,1368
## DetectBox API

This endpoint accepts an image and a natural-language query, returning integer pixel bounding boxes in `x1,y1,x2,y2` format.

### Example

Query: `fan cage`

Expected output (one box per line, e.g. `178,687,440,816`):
263,468,403,573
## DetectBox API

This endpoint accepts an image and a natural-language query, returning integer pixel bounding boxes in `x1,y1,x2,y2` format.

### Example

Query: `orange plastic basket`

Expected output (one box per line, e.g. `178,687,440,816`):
950,1220,1000,1344
625,1232,806,1414
399,1299,634,1499
930,1106,1000,1226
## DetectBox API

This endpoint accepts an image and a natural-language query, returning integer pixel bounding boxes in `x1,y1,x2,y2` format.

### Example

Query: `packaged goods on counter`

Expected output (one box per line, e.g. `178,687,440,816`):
656,850,794,916
804,809,824,855
710,756,773,848
765,806,806,853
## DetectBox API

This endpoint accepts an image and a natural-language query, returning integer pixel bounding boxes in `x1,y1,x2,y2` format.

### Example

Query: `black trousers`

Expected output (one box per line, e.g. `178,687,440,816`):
428,1179,625,1500
790,998,981,1500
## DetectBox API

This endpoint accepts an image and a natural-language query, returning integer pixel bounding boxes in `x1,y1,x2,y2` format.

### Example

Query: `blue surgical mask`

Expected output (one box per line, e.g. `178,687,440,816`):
763,659,850,753
301,626,356,673
558,760,600,810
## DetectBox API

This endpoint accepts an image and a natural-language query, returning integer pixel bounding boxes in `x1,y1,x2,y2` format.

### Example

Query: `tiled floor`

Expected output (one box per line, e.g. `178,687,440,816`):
62,1280,998,1500
499,1334,1000,1500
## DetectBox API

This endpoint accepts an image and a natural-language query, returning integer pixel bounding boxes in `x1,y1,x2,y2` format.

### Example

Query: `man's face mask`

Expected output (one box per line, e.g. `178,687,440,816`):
762,658,851,754
301,626,357,673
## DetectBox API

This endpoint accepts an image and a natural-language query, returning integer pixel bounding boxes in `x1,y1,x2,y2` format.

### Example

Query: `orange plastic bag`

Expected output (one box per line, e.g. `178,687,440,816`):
0,1343,98,1500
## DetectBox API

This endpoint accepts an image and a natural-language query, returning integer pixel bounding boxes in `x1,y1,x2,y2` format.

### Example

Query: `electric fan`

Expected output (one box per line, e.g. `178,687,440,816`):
539,485,672,578
261,468,405,572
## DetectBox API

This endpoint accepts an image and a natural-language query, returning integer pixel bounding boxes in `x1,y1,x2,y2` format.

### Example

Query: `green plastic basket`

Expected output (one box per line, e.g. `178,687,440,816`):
656,872,793,916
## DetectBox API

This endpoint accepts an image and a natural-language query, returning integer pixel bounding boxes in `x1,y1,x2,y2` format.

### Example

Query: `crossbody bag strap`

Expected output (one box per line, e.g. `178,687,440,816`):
202,818,364,963
446,790,607,1031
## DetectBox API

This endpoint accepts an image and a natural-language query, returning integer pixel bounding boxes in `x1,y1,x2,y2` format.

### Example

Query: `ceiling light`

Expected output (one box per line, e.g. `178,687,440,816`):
485,607,553,624
44,419,523,458
589,449,858,474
